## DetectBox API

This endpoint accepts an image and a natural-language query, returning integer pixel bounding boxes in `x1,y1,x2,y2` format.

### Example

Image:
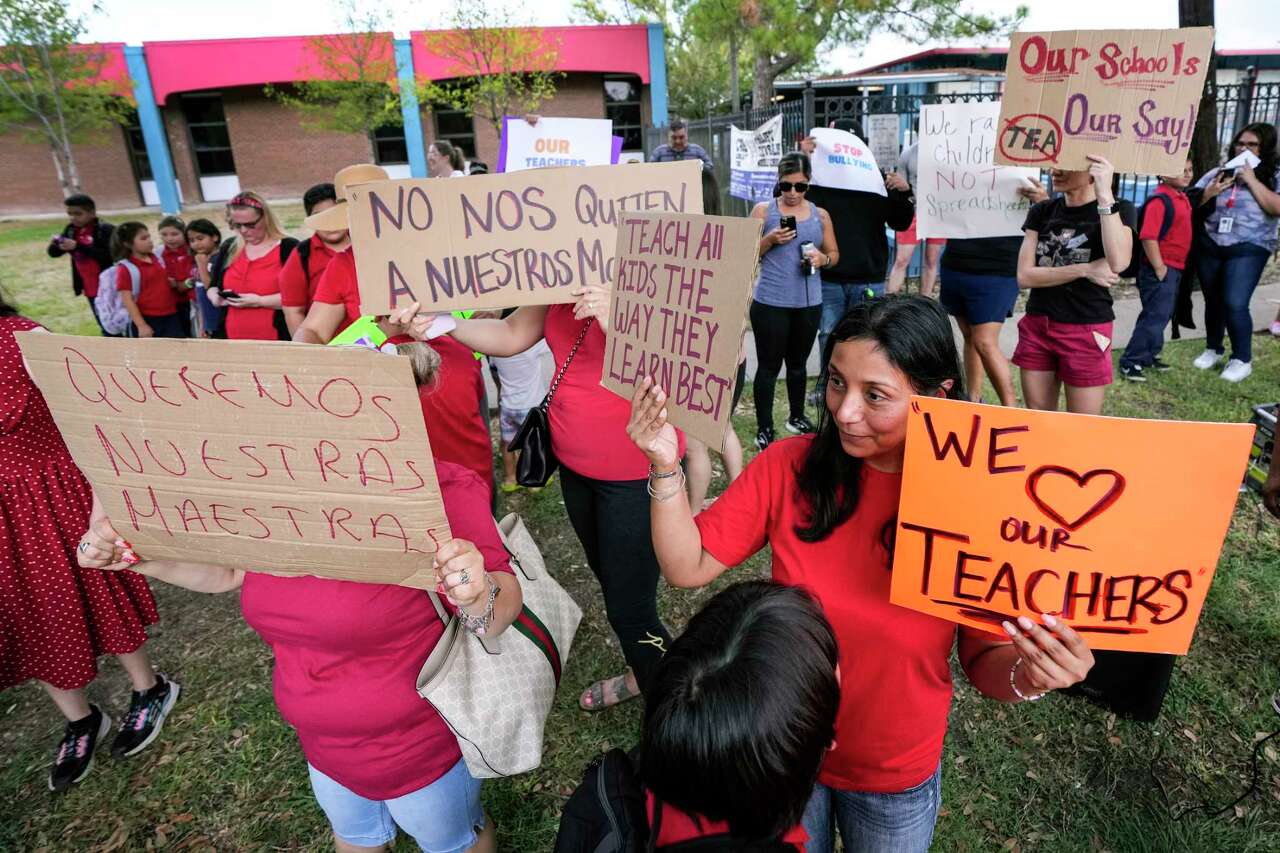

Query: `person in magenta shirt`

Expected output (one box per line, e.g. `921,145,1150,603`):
625,296,1095,853
206,192,293,341
77,353,522,853
393,285,683,713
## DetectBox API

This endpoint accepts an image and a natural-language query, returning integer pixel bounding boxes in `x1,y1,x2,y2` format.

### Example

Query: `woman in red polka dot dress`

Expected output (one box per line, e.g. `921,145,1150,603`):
0,293,180,791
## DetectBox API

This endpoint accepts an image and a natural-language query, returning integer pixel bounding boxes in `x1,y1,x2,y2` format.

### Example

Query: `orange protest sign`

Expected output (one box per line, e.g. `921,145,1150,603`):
889,397,1253,654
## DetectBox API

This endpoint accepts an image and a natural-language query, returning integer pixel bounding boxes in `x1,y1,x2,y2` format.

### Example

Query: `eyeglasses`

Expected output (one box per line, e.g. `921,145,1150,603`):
778,181,810,193
230,215,264,231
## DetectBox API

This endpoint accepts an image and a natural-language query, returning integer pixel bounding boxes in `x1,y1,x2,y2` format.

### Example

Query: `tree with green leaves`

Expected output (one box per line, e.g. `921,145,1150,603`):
418,6,562,143
0,0,130,195
264,2,401,164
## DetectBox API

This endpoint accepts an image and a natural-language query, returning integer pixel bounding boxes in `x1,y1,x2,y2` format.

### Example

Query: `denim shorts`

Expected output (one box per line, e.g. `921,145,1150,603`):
939,269,1019,325
307,759,484,852
499,405,532,444
802,764,942,853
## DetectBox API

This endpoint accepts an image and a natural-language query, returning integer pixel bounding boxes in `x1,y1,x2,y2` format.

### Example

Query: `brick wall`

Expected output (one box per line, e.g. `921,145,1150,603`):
162,104,202,205
0,126,140,216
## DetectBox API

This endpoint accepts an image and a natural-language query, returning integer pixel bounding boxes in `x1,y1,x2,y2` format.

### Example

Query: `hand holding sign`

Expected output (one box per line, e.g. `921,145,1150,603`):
1003,613,1096,697
626,376,682,472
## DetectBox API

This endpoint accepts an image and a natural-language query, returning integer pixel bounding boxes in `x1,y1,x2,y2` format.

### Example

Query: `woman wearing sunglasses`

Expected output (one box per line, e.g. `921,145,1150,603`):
206,191,296,340
750,153,839,450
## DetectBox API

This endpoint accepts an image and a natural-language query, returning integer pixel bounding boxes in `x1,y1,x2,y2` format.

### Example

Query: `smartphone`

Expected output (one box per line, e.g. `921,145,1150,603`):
219,290,241,300
779,215,798,232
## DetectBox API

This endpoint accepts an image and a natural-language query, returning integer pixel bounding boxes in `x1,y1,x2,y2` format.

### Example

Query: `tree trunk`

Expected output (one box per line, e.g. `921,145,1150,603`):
1179,0,1219,177
752,54,774,111
729,29,740,113
49,140,79,195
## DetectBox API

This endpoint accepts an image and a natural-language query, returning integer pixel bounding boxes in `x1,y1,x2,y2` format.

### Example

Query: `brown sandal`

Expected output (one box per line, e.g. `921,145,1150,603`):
579,673,640,712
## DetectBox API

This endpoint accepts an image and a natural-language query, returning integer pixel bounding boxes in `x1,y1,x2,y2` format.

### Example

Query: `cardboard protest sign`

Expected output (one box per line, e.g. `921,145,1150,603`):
729,114,784,202
995,27,1214,175
18,333,451,589
916,101,1041,239
867,114,901,169
600,212,761,449
498,116,619,172
889,397,1253,655
345,160,703,315
809,127,886,196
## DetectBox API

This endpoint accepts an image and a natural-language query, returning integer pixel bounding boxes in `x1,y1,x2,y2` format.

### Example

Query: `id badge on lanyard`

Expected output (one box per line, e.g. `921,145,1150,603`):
1218,185,1238,234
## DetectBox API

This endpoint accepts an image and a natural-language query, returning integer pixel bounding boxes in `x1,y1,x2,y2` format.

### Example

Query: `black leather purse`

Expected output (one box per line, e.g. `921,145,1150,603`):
507,318,594,487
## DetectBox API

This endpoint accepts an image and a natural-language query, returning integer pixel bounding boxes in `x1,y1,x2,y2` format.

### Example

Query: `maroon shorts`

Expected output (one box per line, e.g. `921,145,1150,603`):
1012,314,1114,387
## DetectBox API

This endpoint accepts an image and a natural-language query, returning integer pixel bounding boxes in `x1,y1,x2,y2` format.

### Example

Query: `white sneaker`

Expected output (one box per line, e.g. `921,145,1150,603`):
1192,349,1223,370
1220,359,1252,383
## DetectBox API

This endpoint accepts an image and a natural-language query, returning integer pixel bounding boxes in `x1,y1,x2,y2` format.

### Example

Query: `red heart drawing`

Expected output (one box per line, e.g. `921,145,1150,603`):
1025,465,1126,531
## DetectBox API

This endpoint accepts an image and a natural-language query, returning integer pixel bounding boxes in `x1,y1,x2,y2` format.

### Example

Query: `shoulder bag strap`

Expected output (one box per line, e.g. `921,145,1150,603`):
542,317,594,410
427,589,451,625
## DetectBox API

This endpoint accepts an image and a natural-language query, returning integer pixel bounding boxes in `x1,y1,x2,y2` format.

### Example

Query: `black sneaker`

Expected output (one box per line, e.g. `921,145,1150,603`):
785,415,816,434
755,426,776,451
1119,364,1146,382
1150,358,1173,372
110,674,180,759
49,705,112,792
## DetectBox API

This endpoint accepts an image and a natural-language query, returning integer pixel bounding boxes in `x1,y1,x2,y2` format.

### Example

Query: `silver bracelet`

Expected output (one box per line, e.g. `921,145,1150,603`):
1010,657,1046,702
649,464,682,479
458,574,499,636
647,468,686,502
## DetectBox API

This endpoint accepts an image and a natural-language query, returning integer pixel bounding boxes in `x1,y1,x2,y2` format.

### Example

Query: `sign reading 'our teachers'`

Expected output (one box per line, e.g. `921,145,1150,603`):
18,333,451,588
600,212,761,449
995,27,1214,175
344,161,703,315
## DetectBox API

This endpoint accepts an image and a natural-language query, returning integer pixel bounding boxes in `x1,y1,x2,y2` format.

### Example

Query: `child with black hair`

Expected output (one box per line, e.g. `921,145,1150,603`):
110,223,183,338
280,182,350,334
555,581,838,851
47,194,116,335
184,219,223,337
156,215,195,337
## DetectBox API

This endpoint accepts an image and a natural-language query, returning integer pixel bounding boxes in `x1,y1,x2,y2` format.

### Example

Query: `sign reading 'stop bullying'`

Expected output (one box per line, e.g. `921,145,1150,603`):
345,161,703,315
995,28,1214,175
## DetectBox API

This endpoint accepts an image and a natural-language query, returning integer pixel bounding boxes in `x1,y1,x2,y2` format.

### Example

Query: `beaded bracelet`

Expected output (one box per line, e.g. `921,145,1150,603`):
459,574,500,636
1009,657,1046,702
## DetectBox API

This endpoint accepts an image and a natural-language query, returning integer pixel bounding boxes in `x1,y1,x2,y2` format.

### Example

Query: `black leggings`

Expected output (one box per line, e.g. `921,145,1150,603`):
559,465,671,691
750,300,821,430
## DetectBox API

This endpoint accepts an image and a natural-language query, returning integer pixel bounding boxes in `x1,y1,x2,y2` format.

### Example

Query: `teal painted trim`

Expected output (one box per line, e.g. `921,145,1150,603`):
123,46,180,213
647,23,669,127
395,38,428,178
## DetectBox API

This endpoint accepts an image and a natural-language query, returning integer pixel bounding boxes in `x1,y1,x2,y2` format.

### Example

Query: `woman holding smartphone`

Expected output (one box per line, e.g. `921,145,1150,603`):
750,153,839,450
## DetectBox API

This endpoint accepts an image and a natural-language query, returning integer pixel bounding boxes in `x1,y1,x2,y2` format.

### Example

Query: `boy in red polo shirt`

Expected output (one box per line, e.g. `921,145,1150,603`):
47,194,116,335
280,183,350,335
1119,157,1195,381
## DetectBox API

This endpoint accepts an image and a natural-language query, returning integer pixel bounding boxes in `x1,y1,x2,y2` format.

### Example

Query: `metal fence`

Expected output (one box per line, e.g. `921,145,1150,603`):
646,81,1280,215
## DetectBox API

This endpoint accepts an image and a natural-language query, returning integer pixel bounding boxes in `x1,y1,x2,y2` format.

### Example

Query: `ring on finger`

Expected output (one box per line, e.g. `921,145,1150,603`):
459,569,471,585
78,540,89,553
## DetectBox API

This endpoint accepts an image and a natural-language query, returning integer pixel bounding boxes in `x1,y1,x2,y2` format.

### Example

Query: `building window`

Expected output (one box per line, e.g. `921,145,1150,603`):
181,94,236,176
604,75,642,151
433,105,476,159
121,111,153,181
372,124,409,165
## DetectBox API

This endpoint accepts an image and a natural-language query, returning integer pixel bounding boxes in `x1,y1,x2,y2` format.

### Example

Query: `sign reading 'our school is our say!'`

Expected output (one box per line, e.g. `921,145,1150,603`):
889,397,1253,655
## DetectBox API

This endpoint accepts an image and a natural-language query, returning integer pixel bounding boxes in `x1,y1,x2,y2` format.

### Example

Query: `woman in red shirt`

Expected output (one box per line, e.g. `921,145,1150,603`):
626,296,1095,853
396,286,680,713
207,192,290,340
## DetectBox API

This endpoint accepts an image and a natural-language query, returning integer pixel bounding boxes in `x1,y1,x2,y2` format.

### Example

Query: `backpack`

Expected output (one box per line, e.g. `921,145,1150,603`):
209,237,298,340
553,750,795,853
1121,192,1177,279
94,255,160,336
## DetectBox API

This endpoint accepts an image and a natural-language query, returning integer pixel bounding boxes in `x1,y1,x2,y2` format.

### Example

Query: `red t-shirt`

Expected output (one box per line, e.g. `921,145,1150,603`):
239,461,512,800
222,245,284,340
647,794,807,850
72,223,103,298
544,304,684,481
1139,183,1194,271
279,235,339,310
695,436,958,793
161,245,195,301
418,336,493,502
312,248,360,336
118,255,177,318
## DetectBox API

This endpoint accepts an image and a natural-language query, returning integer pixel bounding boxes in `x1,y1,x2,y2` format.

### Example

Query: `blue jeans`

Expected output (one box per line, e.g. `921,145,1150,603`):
307,759,484,852
1196,239,1270,363
1120,265,1181,369
818,280,885,378
802,764,942,853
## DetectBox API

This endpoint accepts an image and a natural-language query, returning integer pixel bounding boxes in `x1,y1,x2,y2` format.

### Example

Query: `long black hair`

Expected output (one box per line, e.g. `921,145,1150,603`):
640,581,839,842
109,221,148,262
1232,122,1278,189
795,295,963,546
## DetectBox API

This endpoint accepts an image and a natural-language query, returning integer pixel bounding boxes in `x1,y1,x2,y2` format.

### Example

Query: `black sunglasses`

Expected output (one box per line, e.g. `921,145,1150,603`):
778,181,810,193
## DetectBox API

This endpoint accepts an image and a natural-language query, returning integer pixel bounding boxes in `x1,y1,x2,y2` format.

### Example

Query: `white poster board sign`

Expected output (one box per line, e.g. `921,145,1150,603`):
499,116,617,172
867,114,901,170
808,127,886,196
729,114,783,202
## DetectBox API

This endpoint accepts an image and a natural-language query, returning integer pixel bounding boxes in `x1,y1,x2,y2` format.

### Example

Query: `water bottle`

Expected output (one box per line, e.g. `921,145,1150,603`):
800,241,816,276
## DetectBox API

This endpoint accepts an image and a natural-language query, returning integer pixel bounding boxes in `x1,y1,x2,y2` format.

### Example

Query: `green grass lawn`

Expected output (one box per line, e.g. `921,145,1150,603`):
1,217,1279,851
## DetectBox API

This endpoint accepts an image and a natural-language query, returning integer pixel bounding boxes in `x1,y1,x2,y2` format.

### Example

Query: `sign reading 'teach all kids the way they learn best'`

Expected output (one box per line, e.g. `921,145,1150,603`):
995,27,1215,175
17,333,452,589
600,212,761,450
889,397,1253,655
344,160,703,315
